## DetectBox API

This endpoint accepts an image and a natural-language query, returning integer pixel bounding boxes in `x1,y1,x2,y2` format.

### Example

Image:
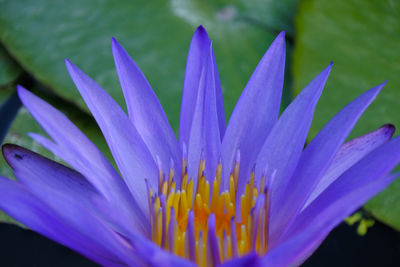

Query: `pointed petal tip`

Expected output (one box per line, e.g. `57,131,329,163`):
371,82,386,95
2,143,23,168
111,37,129,63
193,25,210,42
27,132,36,139
271,31,286,47
382,123,396,137
111,36,124,53
16,85,36,109
65,59,84,79
274,31,286,44
64,58,75,72
318,62,333,78
16,84,26,92
377,80,388,89
277,30,286,39
64,58,81,73
195,25,207,34
1,143,10,158
16,85,28,99
264,30,286,57
2,143,14,151
111,37,118,49
327,61,334,70
362,80,388,99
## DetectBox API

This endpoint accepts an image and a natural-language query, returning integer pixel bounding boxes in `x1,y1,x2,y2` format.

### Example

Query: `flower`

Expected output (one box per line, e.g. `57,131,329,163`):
1,25,400,267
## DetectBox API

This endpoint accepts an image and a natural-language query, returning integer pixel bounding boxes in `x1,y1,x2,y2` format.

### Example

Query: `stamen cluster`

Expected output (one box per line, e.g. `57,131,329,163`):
147,155,272,265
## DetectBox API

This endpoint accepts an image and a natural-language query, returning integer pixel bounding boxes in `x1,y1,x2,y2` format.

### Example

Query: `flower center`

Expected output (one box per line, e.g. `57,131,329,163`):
147,155,271,266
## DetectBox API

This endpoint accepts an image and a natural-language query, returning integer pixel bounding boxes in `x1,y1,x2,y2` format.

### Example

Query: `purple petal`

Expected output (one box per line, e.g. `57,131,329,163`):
147,250,197,267
65,59,157,225
112,38,181,177
269,83,385,245
2,144,143,238
149,254,196,267
187,211,196,262
207,213,221,266
304,123,395,208
262,173,398,267
0,177,138,266
3,144,97,206
221,32,285,190
211,46,226,139
180,26,225,148
130,236,197,267
187,43,221,184
253,64,331,236
17,86,122,199
219,252,260,267
17,86,148,235
286,135,400,240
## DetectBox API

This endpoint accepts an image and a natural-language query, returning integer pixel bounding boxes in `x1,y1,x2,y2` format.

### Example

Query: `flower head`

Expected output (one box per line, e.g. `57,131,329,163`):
1,26,400,266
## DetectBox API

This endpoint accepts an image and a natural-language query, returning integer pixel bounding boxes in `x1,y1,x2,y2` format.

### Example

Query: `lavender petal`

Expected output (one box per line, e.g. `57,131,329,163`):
65,59,157,224
187,43,221,185
221,32,285,191
270,82,385,245
112,38,181,178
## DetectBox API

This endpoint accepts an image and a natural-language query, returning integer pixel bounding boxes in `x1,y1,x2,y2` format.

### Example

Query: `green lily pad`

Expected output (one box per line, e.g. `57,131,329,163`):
294,0,400,230
230,0,299,36
0,46,22,87
0,0,284,133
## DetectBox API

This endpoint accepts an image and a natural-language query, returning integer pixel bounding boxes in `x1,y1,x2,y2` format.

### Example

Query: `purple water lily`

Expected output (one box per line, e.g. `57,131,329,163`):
1,26,399,266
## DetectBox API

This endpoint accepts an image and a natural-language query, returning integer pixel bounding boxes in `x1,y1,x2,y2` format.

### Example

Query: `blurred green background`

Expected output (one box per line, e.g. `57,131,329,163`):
0,0,399,251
